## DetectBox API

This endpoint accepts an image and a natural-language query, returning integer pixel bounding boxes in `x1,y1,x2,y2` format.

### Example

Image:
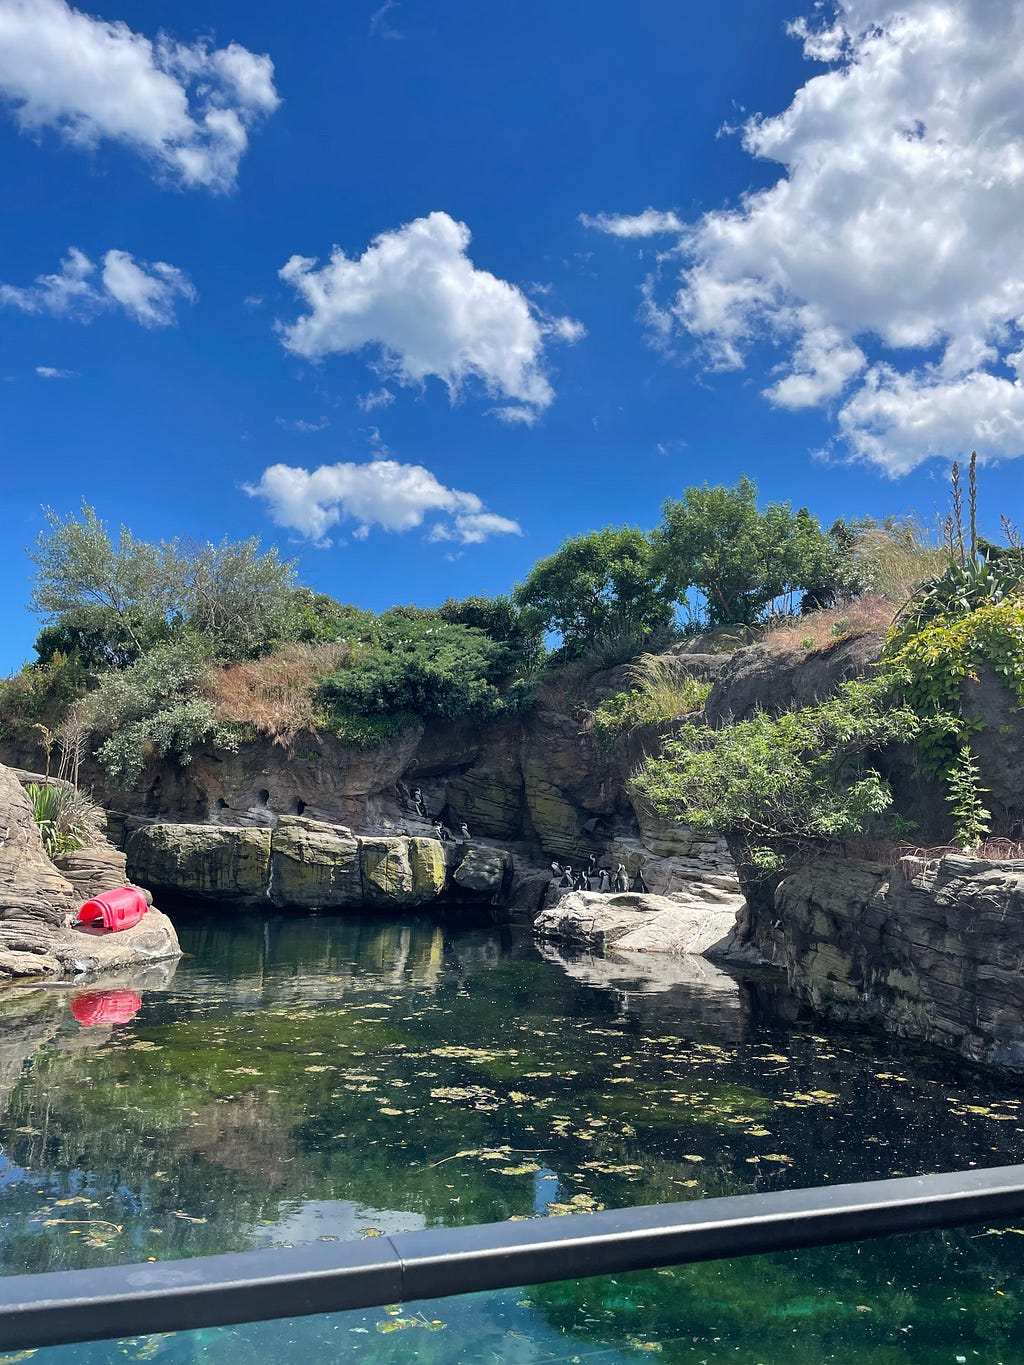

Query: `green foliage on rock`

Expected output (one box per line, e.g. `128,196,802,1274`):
592,656,713,748
315,609,534,741
26,781,101,858
514,527,675,657
634,676,919,871
84,638,237,787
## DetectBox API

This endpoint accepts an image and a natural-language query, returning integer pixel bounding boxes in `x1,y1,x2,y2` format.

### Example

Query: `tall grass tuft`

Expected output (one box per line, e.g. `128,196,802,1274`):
26,781,102,858
592,654,712,745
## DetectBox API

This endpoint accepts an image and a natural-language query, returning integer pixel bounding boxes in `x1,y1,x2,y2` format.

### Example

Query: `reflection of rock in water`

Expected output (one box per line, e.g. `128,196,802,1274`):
0,990,64,1118
536,940,752,1040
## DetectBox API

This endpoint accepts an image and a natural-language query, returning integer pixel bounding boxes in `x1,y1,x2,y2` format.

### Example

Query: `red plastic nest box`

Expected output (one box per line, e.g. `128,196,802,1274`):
76,886,149,932
70,990,142,1027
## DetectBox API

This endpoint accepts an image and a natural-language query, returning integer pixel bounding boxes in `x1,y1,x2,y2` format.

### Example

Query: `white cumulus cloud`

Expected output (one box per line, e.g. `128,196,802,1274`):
0,247,194,326
636,0,1024,475
580,208,685,238
35,364,75,377
244,458,523,547
0,0,279,191
277,212,583,419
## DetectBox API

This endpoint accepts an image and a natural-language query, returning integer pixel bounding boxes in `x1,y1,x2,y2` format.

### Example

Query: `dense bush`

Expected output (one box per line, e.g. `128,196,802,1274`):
314,610,534,742
84,638,236,787
652,477,849,628
634,676,919,872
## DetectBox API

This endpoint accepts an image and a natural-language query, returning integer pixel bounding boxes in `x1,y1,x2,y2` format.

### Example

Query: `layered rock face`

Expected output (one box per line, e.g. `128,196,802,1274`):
126,816,513,911
0,764,180,981
763,854,1024,1070
5,645,739,892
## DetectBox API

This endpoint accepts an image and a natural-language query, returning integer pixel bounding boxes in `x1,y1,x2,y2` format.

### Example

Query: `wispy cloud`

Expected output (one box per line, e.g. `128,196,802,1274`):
369,0,403,39
0,247,195,327
580,208,684,238
35,364,75,378
275,416,330,433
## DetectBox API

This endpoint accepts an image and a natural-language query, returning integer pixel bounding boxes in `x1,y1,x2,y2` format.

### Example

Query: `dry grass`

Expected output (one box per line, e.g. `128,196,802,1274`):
855,515,949,604
762,595,897,655
209,642,350,746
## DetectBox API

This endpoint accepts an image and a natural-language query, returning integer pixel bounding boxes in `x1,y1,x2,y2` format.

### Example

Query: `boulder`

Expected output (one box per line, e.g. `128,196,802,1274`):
534,886,744,957
360,837,443,908
449,842,513,900
0,763,182,982
0,767,77,928
126,823,271,903
48,909,181,979
271,816,362,910
52,842,129,902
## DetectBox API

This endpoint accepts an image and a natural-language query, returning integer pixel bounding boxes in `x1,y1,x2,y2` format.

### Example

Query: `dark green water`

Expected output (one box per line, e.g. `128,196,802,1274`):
2,914,1024,1363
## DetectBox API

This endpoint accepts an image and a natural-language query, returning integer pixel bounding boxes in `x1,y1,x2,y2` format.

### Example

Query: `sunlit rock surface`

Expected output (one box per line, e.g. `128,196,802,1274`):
534,887,744,958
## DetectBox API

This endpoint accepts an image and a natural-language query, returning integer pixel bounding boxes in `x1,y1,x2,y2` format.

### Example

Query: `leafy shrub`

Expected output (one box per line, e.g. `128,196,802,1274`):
592,656,712,746
85,638,236,787
883,596,1024,782
314,611,533,742
633,676,920,872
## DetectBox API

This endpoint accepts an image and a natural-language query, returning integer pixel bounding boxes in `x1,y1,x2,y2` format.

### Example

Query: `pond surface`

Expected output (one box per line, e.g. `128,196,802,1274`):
2,913,1024,1363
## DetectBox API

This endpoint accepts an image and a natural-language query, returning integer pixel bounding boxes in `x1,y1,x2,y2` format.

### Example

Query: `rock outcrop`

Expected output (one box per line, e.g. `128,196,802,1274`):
125,816,515,912
754,853,1024,1070
704,631,885,726
534,885,745,959
0,764,180,981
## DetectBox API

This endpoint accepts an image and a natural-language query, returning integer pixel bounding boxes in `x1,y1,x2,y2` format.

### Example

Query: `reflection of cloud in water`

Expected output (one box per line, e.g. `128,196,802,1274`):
258,1198,425,1246
536,941,747,1039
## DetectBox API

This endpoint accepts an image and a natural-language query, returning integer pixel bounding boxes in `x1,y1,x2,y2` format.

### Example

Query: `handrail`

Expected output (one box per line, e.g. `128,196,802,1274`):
2,1164,1024,1352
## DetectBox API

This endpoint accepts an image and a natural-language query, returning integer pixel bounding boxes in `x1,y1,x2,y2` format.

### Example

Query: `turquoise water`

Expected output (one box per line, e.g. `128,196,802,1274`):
1,914,1023,1362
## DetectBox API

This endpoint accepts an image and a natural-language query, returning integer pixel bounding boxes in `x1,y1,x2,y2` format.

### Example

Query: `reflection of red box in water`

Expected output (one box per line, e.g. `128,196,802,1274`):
77,887,148,931
70,990,143,1027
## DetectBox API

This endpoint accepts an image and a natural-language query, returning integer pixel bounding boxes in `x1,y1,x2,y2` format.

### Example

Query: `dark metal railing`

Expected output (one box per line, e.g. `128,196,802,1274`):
3,1164,1024,1352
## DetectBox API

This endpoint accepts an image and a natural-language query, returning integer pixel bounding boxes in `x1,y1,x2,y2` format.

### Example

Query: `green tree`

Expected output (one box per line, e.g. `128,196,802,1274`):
30,503,175,659
653,476,845,628
177,537,299,660
513,527,673,656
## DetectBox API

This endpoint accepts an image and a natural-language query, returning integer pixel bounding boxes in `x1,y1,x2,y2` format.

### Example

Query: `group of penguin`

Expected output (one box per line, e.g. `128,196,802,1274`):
551,855,650,894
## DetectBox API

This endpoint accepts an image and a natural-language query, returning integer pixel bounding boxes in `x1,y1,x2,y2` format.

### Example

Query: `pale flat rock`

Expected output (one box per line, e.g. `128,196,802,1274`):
534,887,744,957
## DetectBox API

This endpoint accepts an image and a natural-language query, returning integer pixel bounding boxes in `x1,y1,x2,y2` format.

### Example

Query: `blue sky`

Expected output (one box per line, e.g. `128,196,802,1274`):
3,0,1023,672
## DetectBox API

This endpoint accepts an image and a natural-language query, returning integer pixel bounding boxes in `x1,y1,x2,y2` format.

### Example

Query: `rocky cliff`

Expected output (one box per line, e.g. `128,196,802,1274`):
757,852,1024,1071
0,764,180,980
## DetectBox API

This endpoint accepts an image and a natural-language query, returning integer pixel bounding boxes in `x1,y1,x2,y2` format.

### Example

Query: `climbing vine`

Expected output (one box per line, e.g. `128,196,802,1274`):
881,595,1024,849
